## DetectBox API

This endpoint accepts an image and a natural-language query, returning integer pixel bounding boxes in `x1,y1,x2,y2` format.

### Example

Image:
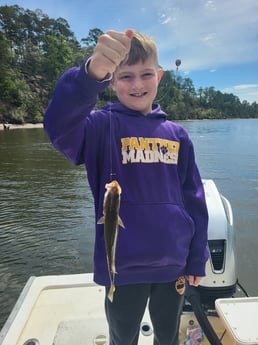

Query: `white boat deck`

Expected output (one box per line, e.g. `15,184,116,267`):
0,274,154,345
0,273,254,345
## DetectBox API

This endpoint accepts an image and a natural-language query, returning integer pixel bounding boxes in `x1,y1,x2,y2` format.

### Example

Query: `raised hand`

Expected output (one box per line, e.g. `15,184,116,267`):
88,29,134,81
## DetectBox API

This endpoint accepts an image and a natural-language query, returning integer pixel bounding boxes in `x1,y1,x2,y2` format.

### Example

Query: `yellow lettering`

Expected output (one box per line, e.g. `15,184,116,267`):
130,137,140,150
167,140,180,153
121,137,130,151
121,137,180,165
138,137,150,150
148,138,159,150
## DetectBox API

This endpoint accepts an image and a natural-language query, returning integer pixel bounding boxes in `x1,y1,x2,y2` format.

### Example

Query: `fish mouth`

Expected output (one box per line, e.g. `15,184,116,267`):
105,180,122,194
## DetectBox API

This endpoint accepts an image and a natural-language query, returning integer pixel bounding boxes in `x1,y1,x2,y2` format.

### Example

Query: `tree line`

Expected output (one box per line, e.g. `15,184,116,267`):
0,5,257,124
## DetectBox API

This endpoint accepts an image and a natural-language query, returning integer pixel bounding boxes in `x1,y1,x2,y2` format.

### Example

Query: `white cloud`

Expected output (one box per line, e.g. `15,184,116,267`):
234,84,258,91
7,0,258,72
152,0,258,70
160,15,172,25
223,84,258,103
205,0,216,11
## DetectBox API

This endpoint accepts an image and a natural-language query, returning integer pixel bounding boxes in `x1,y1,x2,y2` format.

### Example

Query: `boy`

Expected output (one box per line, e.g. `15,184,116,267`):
44,29,208,345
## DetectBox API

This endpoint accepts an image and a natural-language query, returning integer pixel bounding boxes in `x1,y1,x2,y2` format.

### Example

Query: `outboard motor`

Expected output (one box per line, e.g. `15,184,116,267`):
184,180,238,345
198,179,237,310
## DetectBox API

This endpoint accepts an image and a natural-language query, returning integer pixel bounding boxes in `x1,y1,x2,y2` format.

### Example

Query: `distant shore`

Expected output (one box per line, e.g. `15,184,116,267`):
1,123,43,131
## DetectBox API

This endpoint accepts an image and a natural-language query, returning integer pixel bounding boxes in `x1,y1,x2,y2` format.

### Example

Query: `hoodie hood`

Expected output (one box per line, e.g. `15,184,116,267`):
102,102,167,119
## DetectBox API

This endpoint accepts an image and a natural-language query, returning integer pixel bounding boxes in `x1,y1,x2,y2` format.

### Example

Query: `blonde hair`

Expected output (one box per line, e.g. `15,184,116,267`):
121,31,159,67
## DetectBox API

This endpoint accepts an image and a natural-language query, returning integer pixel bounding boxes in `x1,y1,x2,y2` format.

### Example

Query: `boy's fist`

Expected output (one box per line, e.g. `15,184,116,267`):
88,29,133,81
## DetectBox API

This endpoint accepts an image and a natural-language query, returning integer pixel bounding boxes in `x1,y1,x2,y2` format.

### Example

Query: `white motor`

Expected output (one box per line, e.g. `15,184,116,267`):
198,179,237,309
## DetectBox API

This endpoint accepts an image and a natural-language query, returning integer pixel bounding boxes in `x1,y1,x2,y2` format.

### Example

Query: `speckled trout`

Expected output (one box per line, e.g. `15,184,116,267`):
97,180,125,302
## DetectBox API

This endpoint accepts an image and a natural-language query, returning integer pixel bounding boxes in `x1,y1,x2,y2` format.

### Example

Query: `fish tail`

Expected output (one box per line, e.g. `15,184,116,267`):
111,261,117,274
108,284,116,303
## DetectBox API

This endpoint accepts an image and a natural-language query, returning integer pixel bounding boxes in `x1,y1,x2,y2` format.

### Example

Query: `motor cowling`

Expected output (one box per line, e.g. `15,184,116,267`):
198,180,237,309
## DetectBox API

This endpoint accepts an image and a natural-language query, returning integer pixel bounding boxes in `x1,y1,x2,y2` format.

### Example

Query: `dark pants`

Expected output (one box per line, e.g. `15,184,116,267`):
105,281,184,345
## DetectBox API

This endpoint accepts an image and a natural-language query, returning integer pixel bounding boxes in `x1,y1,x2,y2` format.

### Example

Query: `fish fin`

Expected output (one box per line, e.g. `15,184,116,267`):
97,216,105,224
118,217,125,229
108,284,116,303
111,262,117,275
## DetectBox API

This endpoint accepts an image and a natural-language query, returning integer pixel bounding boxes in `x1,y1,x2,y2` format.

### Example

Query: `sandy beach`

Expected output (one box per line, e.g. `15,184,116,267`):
1,123,43,131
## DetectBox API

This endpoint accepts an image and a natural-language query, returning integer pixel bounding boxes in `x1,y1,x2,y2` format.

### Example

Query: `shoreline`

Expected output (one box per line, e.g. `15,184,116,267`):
1,123,43,131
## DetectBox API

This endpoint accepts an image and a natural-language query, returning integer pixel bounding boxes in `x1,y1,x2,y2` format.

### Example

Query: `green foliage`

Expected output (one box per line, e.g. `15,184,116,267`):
0,5,257,124
81,28,104,55
0,5,79,123
41,34,73,89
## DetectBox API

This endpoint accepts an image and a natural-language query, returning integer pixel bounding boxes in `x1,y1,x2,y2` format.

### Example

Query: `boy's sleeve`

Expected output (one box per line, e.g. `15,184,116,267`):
44,59,110,165
180,140,209,277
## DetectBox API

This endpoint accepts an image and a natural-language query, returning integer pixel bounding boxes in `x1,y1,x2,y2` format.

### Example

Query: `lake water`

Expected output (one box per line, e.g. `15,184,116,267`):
0,119,258,329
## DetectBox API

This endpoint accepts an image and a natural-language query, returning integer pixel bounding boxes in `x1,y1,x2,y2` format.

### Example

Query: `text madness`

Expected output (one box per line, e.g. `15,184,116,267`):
121,137,180,164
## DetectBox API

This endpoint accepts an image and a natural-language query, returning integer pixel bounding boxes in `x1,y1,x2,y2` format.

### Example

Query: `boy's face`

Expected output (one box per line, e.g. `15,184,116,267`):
111,58,163,115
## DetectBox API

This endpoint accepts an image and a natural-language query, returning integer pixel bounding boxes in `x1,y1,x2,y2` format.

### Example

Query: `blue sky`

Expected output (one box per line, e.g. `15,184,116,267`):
2,0,258,103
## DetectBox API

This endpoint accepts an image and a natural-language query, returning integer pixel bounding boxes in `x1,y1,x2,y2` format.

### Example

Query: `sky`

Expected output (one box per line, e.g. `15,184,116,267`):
2,0,258,103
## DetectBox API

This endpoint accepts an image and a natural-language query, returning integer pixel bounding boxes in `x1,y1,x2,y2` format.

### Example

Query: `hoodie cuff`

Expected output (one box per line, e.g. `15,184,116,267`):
84,57,112,82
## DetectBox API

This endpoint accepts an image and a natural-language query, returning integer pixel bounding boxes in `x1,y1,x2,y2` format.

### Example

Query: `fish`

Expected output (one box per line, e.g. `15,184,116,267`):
97,180,125,302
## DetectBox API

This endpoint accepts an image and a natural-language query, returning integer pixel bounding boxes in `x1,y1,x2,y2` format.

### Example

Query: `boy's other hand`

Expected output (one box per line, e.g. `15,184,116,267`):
88,29,133,81
186,275,203,287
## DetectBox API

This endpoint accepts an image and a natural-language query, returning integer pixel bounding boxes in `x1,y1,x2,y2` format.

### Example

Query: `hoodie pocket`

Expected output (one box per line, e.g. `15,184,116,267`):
116,202,195,269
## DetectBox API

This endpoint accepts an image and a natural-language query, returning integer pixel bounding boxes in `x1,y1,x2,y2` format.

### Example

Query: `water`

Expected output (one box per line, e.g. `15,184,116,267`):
0,119,258,329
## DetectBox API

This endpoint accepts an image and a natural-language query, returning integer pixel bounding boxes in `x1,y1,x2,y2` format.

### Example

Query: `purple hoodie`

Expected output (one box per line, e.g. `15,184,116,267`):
44,60,208,286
